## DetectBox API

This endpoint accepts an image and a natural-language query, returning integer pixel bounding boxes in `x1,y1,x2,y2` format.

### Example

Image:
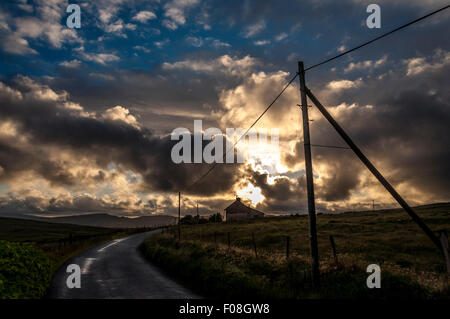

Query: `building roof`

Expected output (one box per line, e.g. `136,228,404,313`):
224,197,264,216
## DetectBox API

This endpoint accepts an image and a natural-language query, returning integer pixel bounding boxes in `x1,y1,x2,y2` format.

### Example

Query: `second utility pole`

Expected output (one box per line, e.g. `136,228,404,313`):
298,61,320,287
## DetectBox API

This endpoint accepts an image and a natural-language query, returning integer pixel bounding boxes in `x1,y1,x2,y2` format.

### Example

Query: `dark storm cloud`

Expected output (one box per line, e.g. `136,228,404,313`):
47,61,250,136
242,165,307,213
46,194,132,214
0,141,76,186
285,138,365,202
0,79,241,197
354,89,450,197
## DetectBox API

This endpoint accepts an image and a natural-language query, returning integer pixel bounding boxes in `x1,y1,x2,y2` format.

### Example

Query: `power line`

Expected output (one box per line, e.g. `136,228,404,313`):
188,72,299,190
305,5,450,71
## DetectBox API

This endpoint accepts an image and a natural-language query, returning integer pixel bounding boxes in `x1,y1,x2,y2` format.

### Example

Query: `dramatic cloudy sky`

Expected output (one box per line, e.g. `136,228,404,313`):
0,0,449,217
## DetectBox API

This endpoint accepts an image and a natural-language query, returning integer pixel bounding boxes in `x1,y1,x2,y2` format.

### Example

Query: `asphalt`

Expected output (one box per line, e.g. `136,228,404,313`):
48,230,200,299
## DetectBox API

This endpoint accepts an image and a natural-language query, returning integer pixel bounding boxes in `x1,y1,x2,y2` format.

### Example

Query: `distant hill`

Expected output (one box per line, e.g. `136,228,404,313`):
0,216,117,242
0,212,177,228
38,213,177,228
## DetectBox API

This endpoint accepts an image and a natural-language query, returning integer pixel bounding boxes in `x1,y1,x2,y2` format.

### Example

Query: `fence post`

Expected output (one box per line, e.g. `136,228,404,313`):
227,232,231,251
329,235,338,265
286,236,290,259
440,231,450,275
251,232,258,257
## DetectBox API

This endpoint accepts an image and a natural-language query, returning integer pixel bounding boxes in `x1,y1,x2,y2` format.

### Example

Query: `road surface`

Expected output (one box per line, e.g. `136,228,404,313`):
48,230,200,299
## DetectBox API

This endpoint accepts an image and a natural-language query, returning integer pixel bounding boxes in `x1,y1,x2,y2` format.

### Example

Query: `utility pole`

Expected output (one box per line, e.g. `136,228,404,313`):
178,191,181,241
197,203,199,224
372,200,375,212
298,61,320,287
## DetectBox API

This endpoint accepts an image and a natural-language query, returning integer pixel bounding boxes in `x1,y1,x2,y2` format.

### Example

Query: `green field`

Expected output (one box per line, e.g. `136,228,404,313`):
141,203,450,299
0,217,150,299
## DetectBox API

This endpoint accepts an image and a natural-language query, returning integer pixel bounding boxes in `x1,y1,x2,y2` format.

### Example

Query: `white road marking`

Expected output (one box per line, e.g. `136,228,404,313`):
96,237,128,252
82,258,97,274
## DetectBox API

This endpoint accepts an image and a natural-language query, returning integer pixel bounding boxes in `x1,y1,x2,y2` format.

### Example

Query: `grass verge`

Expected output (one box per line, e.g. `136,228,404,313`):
0,241,51,299
140,204,450,299
140,235,442,299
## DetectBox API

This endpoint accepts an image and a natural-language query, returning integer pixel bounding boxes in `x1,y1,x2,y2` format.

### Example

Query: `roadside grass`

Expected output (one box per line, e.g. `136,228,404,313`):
0,241,51,299
0,217,153,298
140,203,450,299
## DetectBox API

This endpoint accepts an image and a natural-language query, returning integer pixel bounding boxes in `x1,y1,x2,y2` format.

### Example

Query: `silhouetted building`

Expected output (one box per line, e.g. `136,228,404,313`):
224,197,264,221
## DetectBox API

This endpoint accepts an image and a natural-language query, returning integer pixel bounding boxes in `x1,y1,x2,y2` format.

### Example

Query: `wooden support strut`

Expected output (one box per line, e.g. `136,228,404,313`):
440,232,450,275
305,86,442,252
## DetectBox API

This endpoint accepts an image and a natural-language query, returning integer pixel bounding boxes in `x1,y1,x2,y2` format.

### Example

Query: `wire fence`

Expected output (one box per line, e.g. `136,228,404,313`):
162,222,342,265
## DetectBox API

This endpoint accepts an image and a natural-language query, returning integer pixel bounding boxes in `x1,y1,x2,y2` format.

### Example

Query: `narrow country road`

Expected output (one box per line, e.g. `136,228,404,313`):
48,230,200,299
